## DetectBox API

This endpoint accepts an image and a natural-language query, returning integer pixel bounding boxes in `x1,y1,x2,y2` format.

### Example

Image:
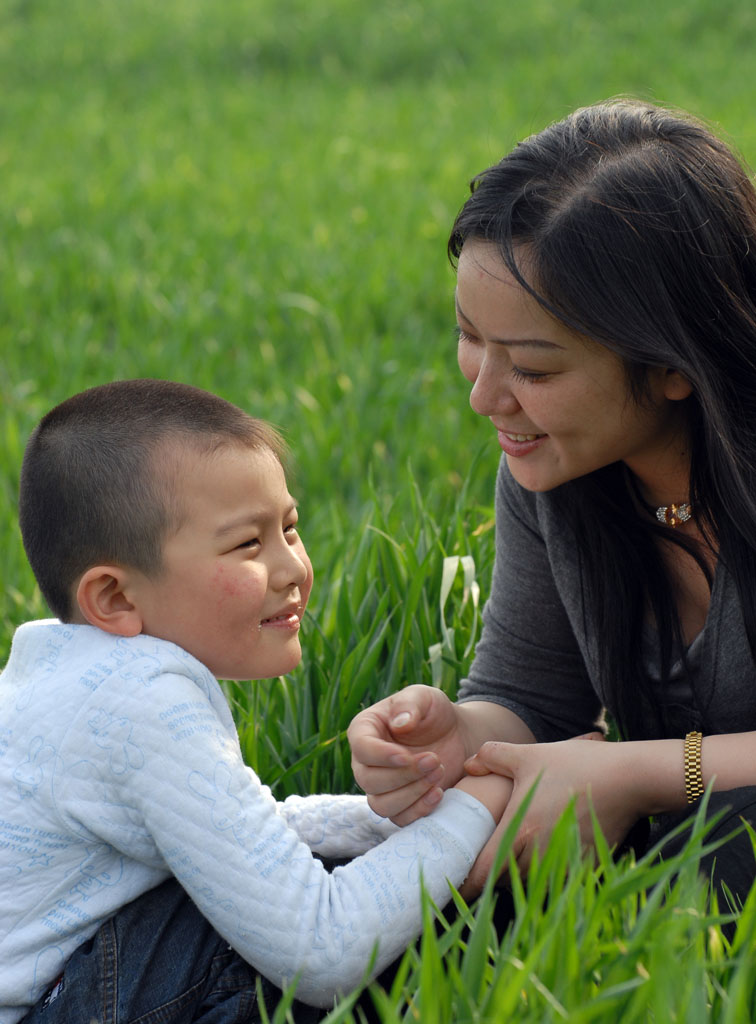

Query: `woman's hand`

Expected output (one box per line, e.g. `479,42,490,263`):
461,734,640,894
347,685,470,825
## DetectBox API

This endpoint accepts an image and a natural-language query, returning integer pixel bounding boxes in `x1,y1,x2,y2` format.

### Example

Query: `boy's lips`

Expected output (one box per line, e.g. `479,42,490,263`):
260,602,303,628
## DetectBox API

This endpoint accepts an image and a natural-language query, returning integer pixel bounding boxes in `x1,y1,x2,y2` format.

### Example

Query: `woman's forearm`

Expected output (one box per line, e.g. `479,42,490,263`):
456,700,537,758
627,731,756,817
462,728,756,843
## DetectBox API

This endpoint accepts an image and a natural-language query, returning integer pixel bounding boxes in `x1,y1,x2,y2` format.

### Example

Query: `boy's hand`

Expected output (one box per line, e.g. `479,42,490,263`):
454,772,514,901
348,685,469,826
455,772,513,824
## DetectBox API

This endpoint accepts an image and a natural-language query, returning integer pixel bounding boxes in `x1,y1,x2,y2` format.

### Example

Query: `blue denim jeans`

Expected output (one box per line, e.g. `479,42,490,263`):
22,878,324,1024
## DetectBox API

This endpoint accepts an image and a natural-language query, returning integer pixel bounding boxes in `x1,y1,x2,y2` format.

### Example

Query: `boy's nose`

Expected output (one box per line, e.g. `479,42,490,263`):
271,543,310,590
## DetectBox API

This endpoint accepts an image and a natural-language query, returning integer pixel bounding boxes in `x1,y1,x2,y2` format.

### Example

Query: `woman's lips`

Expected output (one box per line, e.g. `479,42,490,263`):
496,430,547,457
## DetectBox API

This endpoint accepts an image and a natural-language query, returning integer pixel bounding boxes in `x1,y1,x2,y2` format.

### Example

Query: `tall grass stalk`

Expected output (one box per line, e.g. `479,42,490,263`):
303,800,755,1022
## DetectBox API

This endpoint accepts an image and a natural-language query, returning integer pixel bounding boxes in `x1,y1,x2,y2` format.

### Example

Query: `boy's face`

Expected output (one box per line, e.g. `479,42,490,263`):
132,444,313,680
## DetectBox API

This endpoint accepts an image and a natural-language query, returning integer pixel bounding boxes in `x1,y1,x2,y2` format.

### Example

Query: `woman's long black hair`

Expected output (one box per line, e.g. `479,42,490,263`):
448,100,756,739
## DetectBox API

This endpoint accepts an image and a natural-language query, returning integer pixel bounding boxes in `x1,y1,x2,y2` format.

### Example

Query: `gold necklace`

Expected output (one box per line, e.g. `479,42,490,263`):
655,502,693,528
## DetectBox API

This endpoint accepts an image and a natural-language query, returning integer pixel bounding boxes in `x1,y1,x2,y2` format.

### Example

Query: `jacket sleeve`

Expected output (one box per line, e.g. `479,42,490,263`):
57,669,494,1008
275,790,400,857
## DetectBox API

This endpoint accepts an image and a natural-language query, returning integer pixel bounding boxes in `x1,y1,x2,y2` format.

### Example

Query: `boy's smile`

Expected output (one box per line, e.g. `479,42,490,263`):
128,443,313,681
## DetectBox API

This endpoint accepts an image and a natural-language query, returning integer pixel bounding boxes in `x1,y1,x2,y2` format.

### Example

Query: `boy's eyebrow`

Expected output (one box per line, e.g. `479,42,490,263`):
454,296,565,350
214,500,298,538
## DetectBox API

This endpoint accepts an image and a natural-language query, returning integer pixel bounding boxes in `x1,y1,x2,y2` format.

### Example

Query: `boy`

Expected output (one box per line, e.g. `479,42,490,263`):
1,379,506,1024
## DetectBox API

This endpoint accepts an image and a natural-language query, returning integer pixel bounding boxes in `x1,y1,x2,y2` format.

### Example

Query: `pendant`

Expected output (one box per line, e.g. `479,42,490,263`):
655,502,692,528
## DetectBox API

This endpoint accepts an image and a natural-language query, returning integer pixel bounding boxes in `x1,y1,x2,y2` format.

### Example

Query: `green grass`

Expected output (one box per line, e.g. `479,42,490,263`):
4,0,756,1018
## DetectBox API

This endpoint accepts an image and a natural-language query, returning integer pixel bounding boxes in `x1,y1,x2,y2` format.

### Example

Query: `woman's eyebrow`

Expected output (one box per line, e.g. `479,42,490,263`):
454,296,565,350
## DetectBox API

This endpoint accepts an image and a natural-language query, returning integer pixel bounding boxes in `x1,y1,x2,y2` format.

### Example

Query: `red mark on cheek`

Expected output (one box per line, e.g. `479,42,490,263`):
211,565,244,600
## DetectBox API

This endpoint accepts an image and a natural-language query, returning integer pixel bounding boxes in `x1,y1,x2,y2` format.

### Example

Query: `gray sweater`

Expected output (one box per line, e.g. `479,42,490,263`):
458,458,756,741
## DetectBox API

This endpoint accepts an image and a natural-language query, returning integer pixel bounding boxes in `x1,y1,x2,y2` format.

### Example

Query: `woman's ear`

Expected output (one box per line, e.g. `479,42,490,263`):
75,566,144,637
663,368,693,401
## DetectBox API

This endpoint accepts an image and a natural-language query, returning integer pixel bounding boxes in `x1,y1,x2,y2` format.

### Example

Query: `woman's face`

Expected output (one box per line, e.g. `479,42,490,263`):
455,240,692,500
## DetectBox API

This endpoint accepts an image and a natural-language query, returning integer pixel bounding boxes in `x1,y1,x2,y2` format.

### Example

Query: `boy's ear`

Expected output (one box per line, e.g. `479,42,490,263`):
75,566,144,637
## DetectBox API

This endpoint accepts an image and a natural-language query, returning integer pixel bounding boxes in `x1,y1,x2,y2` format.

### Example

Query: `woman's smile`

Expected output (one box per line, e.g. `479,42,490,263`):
496,431,547,457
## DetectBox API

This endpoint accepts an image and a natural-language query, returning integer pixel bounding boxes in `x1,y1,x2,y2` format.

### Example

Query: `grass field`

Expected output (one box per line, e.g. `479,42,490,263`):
4,0,756,1018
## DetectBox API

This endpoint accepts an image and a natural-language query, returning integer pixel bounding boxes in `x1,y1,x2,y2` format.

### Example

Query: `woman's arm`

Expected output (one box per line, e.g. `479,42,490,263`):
459,729,756,894
347,687,535,825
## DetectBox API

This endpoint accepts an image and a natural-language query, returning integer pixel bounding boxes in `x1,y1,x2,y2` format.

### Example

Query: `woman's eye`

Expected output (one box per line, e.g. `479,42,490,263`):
510,366,550,384
454,325,477,345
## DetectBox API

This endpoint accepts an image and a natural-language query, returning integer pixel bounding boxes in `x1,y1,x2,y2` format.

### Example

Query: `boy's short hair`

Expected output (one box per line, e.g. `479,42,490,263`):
19,379,286,622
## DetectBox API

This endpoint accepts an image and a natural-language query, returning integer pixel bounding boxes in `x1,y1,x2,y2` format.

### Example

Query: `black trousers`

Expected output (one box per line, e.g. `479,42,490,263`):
644,785,756,907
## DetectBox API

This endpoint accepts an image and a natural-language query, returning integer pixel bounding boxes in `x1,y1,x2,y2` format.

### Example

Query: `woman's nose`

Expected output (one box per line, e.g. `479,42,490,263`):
469,356,519,418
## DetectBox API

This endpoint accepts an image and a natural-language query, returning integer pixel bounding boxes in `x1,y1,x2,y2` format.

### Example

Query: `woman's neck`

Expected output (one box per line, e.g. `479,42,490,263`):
623,427,692,511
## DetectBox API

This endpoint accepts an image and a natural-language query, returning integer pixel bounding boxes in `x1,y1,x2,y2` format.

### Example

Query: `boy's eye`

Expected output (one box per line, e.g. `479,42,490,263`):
284,523,299,536
236,538,260,550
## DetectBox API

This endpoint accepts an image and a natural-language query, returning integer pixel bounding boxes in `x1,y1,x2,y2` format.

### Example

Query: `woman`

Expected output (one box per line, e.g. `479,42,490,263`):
348,99,756,903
